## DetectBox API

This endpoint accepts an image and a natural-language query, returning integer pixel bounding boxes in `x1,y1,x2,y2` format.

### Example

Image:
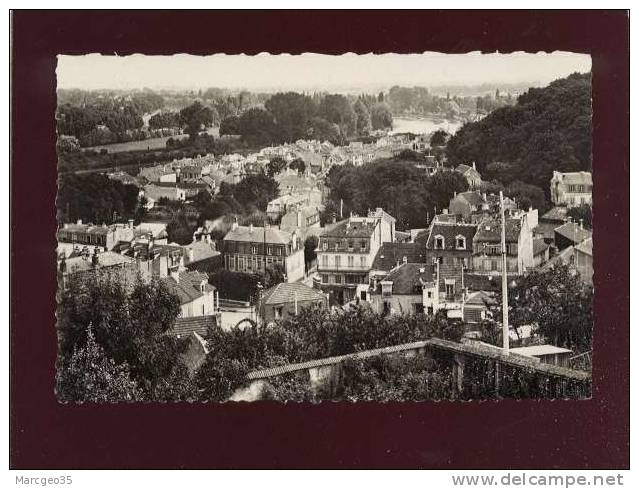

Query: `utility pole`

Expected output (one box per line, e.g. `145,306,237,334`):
499,191,509,353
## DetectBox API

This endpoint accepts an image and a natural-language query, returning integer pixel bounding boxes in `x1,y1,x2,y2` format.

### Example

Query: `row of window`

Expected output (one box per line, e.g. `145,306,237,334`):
433,235,467,250
566,184,592,193
319,273,367,285
59,232,106,246
321,239,368,252
320,255,367,268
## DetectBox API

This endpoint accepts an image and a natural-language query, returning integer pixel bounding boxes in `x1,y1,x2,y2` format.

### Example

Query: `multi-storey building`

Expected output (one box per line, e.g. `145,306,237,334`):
222,223,304,283
315,209,396,304
472,214,534,276
550,171,593,206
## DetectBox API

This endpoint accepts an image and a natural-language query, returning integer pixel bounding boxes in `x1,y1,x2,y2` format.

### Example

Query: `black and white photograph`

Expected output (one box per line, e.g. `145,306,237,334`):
53,52,596,403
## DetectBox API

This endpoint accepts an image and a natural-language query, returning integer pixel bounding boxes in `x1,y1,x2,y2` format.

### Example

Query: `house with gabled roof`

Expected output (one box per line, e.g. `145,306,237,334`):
455,162,482,189
550,171,592,206
448,191,489,221
554,220,592,251
161,270,217,318
258,282,328,324
472,215,534,276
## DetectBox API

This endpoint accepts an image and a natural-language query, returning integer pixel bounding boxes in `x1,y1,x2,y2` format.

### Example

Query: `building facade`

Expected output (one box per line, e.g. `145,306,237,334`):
550,171,593,206
223,223,305,283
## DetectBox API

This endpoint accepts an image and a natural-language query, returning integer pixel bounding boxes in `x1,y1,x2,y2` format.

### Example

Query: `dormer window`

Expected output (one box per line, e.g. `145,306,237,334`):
323,240,328,251
434,235,445,249
456,235,466,250
200,281,206,293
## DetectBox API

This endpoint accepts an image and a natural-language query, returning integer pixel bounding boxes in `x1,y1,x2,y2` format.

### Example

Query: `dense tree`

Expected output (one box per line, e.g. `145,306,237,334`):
430,129,449,147
322,157,467,230
166,212,196,245
308,116,342,145
487,264,593,353
566,204,593,230
180,101,215,138
289,158,306,175
370,102,393,130
266,156,287,178
219,115,241,136
446,72,592,191
353,99,372,135
264,92,317,142
505,180,548,213
56,328,142,402
57,173,139,224
148,111,181,129
304,235,318,270
230,174,279,212
318,94,358,138
57,272,191,400
234,108,277,145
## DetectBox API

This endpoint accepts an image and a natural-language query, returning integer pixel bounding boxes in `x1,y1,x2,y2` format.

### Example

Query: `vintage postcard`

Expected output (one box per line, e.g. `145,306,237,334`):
55,52,593,402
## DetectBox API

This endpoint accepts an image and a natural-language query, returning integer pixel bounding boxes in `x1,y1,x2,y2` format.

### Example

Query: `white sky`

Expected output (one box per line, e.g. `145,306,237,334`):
57,52,591,92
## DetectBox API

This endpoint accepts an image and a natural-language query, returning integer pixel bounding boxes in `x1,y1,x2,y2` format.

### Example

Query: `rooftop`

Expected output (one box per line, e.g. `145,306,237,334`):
376,263,436,295
63,251,135,273
553,171,592,186
554,221,592,244
161,271,214,305
169,315,218,338
371,242,427,271
261,282,327,306
224,225,294,245
541,206,569,222
421,221,478,250
455,191,486,207
474,218,521,243
320,218,377,239
574,237,593,256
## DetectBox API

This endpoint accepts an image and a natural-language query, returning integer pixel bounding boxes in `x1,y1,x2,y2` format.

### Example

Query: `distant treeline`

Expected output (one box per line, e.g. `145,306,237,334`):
219,92,393,146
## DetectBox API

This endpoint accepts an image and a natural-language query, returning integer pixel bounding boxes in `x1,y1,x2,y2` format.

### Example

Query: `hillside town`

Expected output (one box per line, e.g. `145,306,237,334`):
55,60,594,402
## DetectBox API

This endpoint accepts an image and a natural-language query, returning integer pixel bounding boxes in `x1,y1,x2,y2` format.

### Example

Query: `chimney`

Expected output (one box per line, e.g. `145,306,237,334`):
231,217,239,231
206,234,211,244
76,219,82,225
472,161,476,170
128,219,134,229
579,219,584,230
170,268,180,283
454,191,457,198
200,233,205,241
442,208,448,215
402,256,408,264
297,210,303,228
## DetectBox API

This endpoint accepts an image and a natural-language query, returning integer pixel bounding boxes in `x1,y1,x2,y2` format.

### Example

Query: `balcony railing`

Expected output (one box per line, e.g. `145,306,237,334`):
317,264,370,272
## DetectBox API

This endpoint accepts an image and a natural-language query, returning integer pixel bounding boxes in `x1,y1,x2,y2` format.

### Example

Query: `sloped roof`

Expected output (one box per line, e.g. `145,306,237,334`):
320,219,377,239
371,242,427,272
183,240,220,265
541,206,569,222
423,222,478,250
555,171,592,185
554,222,592,244
169,315,218,338
224,225,293,245
474,218,521,243
261,282,326,305
456,191,486,207
465,290,496,306
376,263,436,295
161,271,214,305
574,237,593,256
64,251,135,274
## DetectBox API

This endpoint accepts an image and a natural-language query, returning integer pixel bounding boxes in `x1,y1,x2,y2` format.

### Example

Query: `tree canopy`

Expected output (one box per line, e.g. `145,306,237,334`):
446,72,592,191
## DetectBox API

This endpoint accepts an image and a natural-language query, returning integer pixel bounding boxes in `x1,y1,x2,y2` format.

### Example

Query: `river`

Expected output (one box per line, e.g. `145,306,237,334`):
389,117,463,135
